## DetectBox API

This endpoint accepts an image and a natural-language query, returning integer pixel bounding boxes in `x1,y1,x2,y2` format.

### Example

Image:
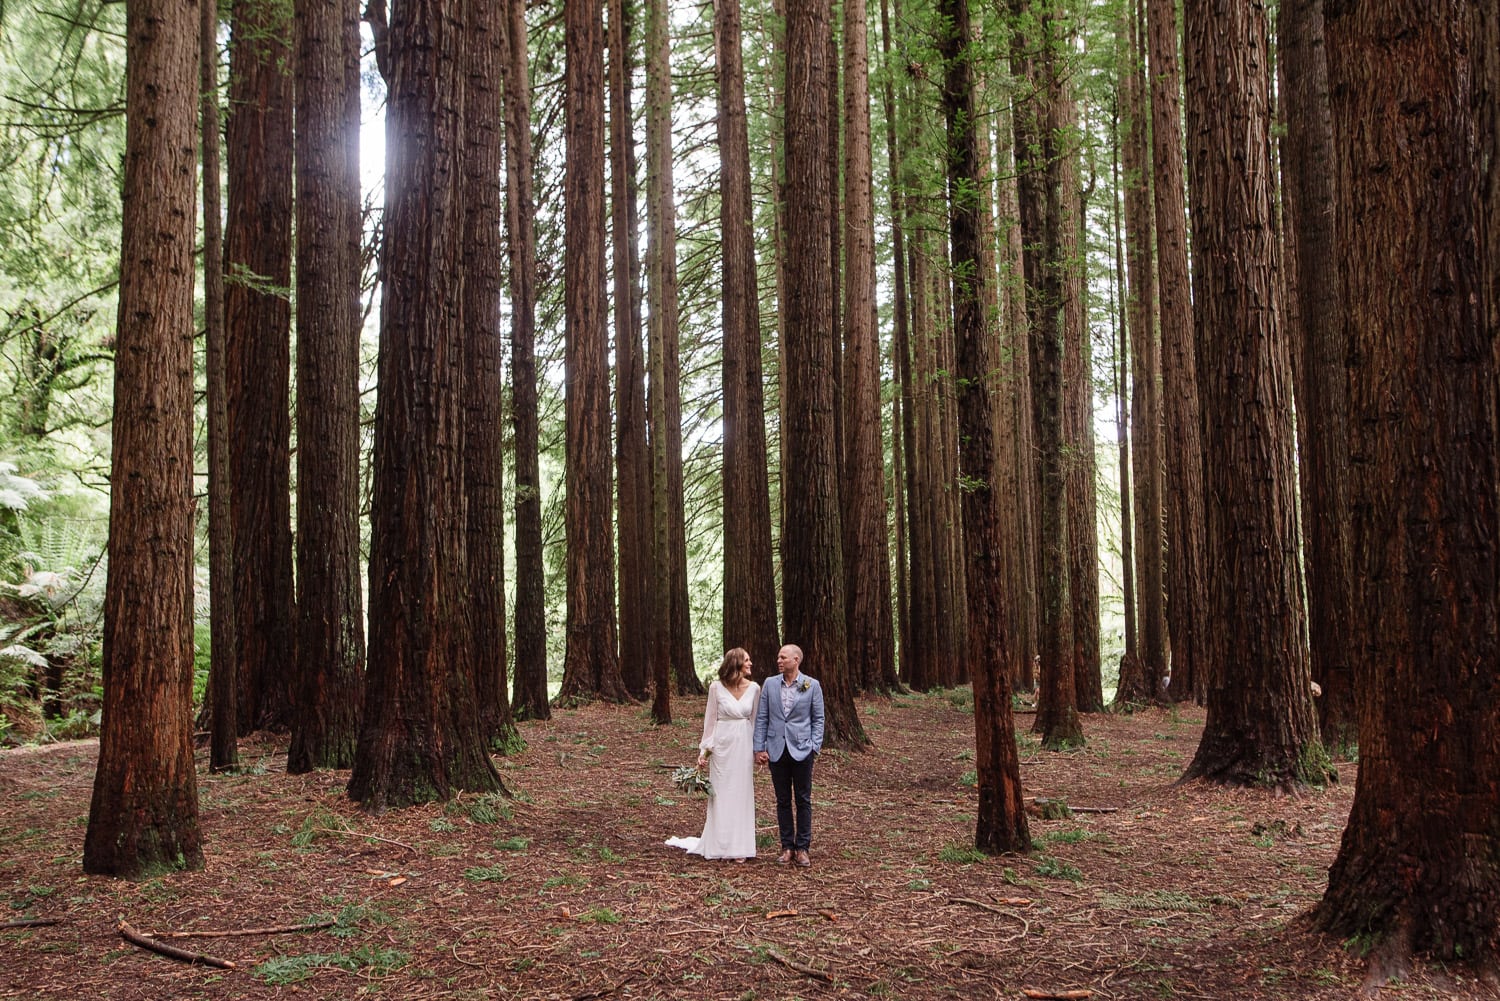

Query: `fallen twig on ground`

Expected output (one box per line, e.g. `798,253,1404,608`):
116,919,236,969
0,918,61,929
764,945,832,982
151,920,334,939
314,827,416,853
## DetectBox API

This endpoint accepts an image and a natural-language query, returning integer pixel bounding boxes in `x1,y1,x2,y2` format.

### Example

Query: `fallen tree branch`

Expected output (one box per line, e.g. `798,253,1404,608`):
764,945,832,982
117,919,236,969
1,918,61,929
1026,798,1118,815
313,827,416,853
1021,990,1091,1000
152,920,334,939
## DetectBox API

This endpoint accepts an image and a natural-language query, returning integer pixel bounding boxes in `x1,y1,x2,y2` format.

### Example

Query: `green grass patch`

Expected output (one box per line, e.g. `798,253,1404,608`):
253,945,409,985
1033,854,1083,882
937,843,987,864
463,865,510,883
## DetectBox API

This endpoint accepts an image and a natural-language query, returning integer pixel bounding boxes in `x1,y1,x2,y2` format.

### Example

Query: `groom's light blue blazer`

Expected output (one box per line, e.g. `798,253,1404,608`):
754,674,826,762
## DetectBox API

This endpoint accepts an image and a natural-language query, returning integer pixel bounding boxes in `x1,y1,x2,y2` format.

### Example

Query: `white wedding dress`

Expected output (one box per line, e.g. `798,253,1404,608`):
665,680,760,859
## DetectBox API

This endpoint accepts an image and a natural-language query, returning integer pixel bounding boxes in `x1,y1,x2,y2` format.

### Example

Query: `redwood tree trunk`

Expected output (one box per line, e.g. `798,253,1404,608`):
1180,0,1324,789
462,0,515,750
83,0,203,875
941,0,1030,855
781,0,866,749
716,0,780,681
289,0,365,773
1278,0,1355,752
557,0,630,704
1012,0,1081,748
1147,0,1209,706
609,0,652,700
503,0,549,722
1314,1,1500,969
202,0,238,774
226,0,297,733
841,0,896,695
347,0,503,810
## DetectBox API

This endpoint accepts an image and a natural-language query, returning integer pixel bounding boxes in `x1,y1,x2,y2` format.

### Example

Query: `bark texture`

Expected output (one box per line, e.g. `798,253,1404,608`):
83,0,203,875
782,0,866,749
503,0,549,722
941,0,1031,855
289,0,365,773
1180,0,1323,789
348,0,502,810
716,0,781,681
226,0,297,733
558,0,630,704
1315,0,1500,968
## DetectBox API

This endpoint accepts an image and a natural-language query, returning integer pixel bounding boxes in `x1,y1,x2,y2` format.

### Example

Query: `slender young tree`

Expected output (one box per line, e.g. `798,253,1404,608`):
226,0,296,732
1315,1,1499,969
462,0,515,749
782,0,866,748
1180,0,1325,789
503,0,549,721
940,0,1030,855
1146,0,1208,705
289,0,365,773
557,0,630,704
202,0,237,774
1278,0,1354,751
609,0,652,700
716,0,780,679
83,0,203,875
348,0,503,809
841,0,896,694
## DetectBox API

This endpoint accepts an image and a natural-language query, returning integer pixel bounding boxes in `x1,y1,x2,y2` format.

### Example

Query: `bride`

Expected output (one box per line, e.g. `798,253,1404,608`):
666,648,760,861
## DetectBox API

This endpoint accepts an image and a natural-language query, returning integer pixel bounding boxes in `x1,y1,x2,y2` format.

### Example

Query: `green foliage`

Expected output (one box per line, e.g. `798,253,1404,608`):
936,843,987,864
1033,855,1084,882
253,945,410,985
462,865,510,883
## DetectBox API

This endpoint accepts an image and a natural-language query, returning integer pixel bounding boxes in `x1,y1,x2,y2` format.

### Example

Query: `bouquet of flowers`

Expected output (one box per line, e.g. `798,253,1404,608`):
671,762,714,798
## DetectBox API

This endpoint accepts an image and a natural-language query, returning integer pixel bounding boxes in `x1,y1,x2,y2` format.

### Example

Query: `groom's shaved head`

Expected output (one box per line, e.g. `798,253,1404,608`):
778,645,804,667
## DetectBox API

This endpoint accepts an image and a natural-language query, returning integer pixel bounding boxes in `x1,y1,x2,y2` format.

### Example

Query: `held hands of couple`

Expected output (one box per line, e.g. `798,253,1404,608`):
754,750,769,766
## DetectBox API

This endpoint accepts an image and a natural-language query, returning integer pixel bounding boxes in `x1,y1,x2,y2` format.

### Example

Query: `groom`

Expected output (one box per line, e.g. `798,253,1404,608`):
754,644,825,867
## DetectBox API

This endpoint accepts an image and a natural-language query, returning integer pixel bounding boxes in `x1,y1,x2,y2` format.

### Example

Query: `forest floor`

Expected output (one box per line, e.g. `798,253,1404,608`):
0,688,1495,1001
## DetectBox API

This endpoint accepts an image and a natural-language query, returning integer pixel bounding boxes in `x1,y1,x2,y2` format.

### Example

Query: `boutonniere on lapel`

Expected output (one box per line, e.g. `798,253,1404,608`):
797,679,811,693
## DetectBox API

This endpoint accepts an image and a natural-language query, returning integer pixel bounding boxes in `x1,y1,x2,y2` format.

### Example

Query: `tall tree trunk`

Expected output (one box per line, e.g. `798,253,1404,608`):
782,0,866,749
1147,0,1208,706
558,0,630,704
1278,0,1354,752
504,0,549,721
1061,78,1102,715
716,0,780,681
289,0,365,772
1012,0,1081,748
1315,0,1499,968
462,0,515,750
643,0,698,702
226,0,296,733
998,109,1038,694
609,0,651,701
1119,0,1166,705
83,0,203,874
941,0,1030,856
1180,0,1325,790
1109,100,1137,672
841,0,895,694
202,0,238,774
348,0,503,810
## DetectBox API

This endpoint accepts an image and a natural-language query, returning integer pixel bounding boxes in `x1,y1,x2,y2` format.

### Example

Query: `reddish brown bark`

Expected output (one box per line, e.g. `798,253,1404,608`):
289,0,365,772
226,0,296,733
83,0,203,875
1316,0,1499,966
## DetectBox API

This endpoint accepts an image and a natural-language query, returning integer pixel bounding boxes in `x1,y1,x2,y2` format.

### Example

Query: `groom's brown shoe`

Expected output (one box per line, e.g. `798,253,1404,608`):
794,850,811,868
776,849,793,864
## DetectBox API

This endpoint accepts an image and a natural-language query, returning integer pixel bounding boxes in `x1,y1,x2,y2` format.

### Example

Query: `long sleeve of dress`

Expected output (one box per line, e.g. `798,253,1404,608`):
698,681,720,752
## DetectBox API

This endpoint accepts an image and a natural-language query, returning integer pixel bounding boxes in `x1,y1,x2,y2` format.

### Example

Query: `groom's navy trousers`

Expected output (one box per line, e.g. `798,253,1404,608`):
768,749,815,851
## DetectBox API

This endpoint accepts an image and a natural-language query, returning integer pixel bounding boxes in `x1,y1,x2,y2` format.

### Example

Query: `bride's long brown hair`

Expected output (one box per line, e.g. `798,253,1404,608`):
718,647,750,685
